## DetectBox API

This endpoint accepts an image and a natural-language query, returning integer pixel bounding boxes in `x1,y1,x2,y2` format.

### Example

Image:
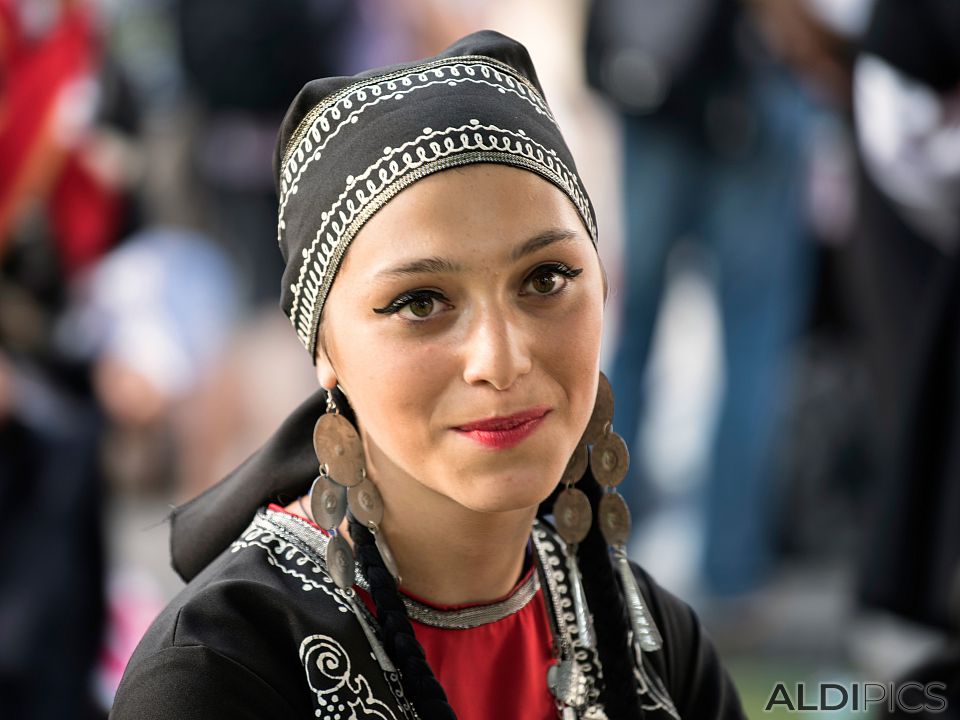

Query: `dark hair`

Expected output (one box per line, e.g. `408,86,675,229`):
346,435,644,719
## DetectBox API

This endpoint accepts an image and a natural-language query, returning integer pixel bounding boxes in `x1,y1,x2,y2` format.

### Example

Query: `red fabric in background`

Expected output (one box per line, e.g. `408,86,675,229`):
0,1,118,273
50,150,121,275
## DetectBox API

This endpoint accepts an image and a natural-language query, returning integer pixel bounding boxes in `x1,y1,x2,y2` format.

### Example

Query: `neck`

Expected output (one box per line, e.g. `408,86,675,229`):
284,480,538,607
371,488,537,606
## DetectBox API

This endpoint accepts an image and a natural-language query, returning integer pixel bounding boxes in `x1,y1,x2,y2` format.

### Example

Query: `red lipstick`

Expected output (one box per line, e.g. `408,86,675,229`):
454,407,551,450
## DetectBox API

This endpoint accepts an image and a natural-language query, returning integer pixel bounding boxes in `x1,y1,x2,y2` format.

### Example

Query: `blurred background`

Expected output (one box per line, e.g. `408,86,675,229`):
1,0,958,717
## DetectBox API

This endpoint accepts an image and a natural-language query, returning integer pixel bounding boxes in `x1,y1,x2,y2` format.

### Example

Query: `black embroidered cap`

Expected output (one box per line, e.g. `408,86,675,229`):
274,29,598,357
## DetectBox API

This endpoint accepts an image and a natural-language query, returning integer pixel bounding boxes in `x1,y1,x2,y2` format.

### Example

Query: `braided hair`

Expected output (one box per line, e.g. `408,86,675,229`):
348,514,457,720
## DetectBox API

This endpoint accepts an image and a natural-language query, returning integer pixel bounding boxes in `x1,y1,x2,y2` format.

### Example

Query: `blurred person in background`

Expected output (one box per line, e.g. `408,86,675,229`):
585,0,819,599
60,227,239,500
131,0,380,505
0,0,141,716
845,0,960,708
173,0,360,308
58,226,239,706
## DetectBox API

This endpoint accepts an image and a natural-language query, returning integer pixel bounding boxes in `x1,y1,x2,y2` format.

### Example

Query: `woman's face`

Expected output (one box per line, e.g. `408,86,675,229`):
316,164,604,517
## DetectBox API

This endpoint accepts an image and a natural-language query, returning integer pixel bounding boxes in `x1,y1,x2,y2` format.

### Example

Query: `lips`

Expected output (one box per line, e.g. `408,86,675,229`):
454,407,551,450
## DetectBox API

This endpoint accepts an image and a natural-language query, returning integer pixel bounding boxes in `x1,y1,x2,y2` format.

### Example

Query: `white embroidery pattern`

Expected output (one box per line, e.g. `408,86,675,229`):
534,522,682,719
300,635,400,720
278,56,554,218
233,511,415,719
231,513,352,614
533,524,605,715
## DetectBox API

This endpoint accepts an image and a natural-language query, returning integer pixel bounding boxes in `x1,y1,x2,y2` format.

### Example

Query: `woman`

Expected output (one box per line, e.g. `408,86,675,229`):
111,30,745,720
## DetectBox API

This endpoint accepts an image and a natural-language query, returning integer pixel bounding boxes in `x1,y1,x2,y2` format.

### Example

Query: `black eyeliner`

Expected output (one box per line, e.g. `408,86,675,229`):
373,289,446,315
535,262,583,279
525,262,584,283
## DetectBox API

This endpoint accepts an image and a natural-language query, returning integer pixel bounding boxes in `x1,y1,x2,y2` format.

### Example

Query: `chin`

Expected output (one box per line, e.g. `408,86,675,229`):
453,466,560,515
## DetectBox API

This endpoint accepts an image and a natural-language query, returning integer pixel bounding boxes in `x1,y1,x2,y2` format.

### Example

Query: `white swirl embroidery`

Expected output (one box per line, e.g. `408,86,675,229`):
300,635,400,720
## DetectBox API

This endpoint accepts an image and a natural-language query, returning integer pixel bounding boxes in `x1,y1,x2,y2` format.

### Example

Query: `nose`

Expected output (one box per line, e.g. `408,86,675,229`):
461,306,533,390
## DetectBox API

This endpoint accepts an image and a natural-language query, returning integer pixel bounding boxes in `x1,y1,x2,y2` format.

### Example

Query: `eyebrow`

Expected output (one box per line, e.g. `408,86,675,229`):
379,256,463,278
378,228,580,279
511,228,579,261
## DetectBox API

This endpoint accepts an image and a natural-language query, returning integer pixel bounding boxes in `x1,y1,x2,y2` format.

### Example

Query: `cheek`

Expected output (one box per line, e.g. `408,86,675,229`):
541,291,604,402
553,304,604,446
334,323,452,453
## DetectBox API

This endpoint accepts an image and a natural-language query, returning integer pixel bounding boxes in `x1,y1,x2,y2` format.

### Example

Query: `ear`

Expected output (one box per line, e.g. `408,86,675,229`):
314,342,338,390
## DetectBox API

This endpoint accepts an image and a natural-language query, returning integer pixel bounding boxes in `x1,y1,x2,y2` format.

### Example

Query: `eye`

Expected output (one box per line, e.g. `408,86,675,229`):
400,295,442,320
373,290,451,321
521,262,583,296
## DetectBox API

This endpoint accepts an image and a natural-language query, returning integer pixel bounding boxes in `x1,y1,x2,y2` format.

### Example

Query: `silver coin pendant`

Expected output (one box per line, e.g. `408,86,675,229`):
561,442,589,486
554,487,592,545
348,477,384,527
310,475,347,530
313,414,364,487
598,492,631,547
583,372,614,445
590,431,629,488
325,534,356,590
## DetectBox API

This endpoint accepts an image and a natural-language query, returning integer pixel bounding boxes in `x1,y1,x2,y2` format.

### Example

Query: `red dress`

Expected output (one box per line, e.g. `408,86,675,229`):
364,570,556,720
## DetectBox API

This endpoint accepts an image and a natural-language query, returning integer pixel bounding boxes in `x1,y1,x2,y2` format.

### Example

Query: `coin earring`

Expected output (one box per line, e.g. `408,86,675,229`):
554,438,595,650
347,468,401,586
310,388,363,590
311,387,402,587
588,373,663,653
311,390,400,588
552,374,620,650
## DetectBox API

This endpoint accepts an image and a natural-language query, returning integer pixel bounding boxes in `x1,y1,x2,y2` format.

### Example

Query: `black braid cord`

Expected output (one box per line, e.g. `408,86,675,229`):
348,515,458,720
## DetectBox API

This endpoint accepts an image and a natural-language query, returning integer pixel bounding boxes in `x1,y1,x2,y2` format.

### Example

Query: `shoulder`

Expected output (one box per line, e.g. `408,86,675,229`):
112,509,366,718
128,509,354,657
110,644,298,720
630,562,747,720
111,571,309,720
